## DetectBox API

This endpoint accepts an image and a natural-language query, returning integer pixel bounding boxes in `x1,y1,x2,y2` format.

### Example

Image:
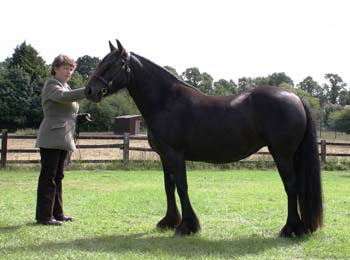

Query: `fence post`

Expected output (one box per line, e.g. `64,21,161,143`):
123,132,130,165
320,139,326,163
1,129,8,168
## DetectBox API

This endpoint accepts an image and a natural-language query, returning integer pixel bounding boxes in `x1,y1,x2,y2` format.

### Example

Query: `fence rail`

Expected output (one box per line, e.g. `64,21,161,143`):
1,129,350,167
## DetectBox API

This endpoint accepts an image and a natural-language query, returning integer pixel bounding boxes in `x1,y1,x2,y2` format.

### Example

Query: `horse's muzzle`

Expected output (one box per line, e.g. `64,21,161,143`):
85,86,102,103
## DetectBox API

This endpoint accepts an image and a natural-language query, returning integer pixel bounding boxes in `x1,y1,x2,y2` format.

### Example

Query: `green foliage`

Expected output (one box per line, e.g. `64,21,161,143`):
79,90,140,131
0,61,7,81
181,67,202,88
181,67,214,94
69,71,86,89
0,42,47,129
297,76,323,98
267,72,294,87
200,72,214,94
213,79,237,96
76,55,100,80
322,103,342,128
78,99,115,132
238,72,294,93
164,65,179,78
329,108,350,133
324,73,347,104
9,41,47,83
251,72,294,87
0,66,33,127
237,77,256,93
339,89,350,106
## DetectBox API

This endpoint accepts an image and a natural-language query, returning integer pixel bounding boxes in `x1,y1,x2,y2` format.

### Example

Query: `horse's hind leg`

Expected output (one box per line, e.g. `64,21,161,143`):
156,157,181,230
273,156,307,237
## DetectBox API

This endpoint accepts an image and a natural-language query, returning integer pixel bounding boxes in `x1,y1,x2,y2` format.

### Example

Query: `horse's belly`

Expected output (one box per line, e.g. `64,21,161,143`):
184,142,265,163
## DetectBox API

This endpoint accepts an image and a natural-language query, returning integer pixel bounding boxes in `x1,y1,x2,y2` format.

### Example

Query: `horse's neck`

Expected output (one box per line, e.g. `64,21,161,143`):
127,54,177,119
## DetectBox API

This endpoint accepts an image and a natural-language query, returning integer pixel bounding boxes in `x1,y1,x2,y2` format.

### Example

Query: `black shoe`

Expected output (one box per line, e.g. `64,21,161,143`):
37,218,63,226
55,216,74,222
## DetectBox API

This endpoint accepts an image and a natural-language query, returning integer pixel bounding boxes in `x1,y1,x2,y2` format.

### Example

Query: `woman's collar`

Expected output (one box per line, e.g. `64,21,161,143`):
53,76,67,87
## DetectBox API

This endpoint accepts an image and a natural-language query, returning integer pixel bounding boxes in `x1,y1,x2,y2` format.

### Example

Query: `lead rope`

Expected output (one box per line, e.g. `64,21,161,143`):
75,101,93,162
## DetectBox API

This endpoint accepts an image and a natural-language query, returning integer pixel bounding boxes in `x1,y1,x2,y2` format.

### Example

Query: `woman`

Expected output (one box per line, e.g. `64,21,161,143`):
35,54,85,225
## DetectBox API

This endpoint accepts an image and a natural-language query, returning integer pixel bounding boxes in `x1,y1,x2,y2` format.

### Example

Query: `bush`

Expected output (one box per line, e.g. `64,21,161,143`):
329,108,350,134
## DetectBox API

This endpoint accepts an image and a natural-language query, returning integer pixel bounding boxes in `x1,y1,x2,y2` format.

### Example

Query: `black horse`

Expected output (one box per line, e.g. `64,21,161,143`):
85,40,323,237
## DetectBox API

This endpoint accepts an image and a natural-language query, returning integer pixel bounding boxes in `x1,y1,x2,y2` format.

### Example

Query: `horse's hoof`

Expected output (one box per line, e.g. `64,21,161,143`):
279,222,307,237
279,226,293,238
156,215,181,231
174,218,200,236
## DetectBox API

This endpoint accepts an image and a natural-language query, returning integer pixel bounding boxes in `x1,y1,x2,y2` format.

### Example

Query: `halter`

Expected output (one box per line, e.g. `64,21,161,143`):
91,51,132,96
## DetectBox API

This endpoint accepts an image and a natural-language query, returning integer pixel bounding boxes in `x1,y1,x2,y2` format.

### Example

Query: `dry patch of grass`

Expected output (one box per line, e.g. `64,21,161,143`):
5,133,350,163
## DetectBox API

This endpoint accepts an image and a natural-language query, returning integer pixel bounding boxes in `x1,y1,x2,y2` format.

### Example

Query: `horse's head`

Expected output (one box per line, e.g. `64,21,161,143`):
85,39,131,102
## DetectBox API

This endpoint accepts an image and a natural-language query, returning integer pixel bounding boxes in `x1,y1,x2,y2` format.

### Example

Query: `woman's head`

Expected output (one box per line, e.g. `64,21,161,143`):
51,54,76,83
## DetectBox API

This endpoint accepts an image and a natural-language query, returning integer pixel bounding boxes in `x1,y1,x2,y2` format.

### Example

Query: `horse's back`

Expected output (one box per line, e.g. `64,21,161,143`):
152,85,307,163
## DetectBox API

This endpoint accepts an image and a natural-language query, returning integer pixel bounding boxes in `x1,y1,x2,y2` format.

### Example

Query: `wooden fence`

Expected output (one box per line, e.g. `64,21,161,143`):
1,129,350,167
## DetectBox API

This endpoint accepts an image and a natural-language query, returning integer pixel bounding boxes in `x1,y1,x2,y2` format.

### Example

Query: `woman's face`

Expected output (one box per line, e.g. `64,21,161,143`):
54,65,75,83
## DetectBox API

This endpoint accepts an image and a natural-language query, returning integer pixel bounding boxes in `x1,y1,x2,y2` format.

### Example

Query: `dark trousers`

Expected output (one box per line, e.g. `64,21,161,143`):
36,148,68,221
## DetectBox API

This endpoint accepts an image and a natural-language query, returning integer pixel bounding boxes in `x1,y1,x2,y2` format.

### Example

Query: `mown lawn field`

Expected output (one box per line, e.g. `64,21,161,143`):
0,170,349,259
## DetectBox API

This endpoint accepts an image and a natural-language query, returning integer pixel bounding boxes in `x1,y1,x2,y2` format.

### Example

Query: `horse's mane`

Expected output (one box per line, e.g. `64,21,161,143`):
130,52,202,93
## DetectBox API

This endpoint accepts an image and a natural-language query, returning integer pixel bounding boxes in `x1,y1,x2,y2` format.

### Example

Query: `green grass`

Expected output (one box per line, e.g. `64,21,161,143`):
0,170,349,259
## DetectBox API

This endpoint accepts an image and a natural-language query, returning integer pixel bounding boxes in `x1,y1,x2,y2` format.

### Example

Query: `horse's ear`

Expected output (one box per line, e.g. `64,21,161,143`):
116,39,126,56
109,41,117,52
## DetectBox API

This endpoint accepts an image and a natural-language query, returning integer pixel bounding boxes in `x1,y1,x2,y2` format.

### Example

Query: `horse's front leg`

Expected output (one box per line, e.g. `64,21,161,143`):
156,157,181,230
171,154,200,235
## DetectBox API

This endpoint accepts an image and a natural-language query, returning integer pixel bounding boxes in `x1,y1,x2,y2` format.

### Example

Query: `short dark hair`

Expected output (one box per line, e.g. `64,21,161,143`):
50,54,76,75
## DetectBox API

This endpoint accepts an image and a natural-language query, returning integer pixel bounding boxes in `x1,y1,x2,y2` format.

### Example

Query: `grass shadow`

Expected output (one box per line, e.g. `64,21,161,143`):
0,222,36,233
2,231,309,258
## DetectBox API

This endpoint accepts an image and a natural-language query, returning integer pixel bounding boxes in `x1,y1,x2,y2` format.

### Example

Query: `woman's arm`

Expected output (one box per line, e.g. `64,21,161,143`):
45,83,85,103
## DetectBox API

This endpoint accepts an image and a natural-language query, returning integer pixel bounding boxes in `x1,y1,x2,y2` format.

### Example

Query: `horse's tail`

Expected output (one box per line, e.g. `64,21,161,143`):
295,99,323,233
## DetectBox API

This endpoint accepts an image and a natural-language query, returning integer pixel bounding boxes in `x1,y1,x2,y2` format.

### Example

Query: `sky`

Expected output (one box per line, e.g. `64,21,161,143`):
1,0,349,86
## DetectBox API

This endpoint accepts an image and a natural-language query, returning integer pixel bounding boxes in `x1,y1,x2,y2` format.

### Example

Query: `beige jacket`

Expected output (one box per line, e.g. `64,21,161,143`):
35,78,85,151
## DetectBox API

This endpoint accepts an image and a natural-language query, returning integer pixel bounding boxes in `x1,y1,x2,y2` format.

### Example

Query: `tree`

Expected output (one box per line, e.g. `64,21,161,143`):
329,108,350,133
181,67,202,89
324,73,347,104
9,41,47,83
0,66,32,128
253,76,270,86
76,55,100,80
69,71,86,89
213,79,237,96
164,66,179,78
237,77,256,93
0,60,8,81
79,90,139,131
298,76,327,107
267,72,294,87
0,42,47,129
339,90,350,106
181,68,213,94
237,72,294,93
255,72,294,87
200,72,213,94
322,103,341,128
297,76,322,97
